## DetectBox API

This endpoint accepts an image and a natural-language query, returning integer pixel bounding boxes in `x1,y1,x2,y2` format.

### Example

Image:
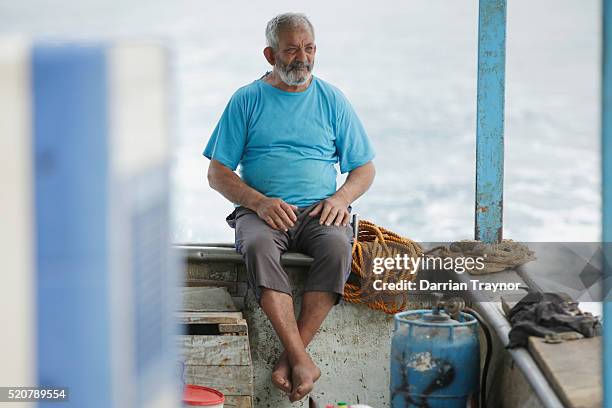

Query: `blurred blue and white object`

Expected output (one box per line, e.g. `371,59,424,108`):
0,38,180,408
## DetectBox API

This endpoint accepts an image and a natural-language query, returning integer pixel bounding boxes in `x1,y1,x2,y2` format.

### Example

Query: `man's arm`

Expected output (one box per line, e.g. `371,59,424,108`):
308,161,376,226
207,159,298,231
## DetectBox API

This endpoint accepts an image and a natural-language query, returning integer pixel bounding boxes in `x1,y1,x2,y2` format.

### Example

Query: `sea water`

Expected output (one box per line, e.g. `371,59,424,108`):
0,0,599,243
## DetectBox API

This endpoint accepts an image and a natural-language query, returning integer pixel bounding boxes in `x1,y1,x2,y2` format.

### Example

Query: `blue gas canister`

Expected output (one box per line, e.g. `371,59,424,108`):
390,304,480,408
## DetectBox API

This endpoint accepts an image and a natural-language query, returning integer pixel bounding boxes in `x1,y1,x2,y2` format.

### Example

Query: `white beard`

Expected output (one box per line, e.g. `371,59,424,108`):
275,59,313,86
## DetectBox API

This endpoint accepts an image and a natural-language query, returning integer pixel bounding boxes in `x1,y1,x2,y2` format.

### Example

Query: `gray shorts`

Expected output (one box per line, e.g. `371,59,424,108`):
226,202,353,305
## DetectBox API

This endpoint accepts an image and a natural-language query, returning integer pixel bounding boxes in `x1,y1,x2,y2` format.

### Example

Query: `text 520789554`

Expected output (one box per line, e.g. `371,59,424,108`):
1,387,69,402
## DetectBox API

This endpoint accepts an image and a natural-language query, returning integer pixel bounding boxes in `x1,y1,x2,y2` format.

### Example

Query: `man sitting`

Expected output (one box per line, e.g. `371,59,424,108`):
204,12,376,402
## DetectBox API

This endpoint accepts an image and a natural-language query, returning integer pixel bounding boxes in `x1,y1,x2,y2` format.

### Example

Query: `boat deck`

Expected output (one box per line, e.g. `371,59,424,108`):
176,244,603,408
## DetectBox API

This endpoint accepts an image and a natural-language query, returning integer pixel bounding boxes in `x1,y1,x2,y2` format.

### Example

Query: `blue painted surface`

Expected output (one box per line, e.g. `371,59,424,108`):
475,0,507,243
390,310,479,407
33,44,111,408
603,1,612,406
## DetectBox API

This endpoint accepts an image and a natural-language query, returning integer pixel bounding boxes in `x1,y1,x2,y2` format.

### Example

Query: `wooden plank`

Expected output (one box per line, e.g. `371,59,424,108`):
185,279,238,289
177,311,243,325
219,320,247,334
183,365,253,396
178,335,250,365
181,287,237,312
224,396,252,408
528,336,602,408
186,262,237,282
185,279,247,294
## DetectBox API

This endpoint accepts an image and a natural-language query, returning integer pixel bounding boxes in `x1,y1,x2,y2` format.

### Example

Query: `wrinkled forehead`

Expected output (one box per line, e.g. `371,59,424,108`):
277,26,315,47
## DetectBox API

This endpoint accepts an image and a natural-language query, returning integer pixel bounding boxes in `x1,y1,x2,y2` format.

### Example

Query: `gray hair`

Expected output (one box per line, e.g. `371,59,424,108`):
265,13,315,51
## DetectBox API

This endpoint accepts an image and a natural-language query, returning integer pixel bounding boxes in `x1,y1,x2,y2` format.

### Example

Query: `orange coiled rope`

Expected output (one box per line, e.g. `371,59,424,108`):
343,220,423,314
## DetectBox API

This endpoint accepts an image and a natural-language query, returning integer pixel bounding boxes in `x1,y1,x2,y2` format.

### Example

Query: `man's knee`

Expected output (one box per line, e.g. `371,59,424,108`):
315,231,352,263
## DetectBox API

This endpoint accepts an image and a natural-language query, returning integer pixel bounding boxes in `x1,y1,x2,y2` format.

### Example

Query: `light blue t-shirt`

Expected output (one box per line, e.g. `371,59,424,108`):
203,75,375,207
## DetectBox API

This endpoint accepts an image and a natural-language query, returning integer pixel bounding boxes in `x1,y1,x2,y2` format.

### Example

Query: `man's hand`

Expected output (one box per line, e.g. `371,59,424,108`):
308,161,375,226
254,197,298,231
308,196,350,226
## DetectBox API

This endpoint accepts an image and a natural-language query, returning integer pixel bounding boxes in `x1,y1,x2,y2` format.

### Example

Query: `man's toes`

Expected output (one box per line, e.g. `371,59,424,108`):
290,383,313,402
271,372,292,393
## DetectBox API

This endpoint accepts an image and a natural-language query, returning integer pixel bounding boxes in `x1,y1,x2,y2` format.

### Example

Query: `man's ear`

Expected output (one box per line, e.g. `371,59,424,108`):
263,47,275,66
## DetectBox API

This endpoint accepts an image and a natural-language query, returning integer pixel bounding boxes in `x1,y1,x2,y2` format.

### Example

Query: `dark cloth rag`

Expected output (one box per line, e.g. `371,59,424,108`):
507,292,602,348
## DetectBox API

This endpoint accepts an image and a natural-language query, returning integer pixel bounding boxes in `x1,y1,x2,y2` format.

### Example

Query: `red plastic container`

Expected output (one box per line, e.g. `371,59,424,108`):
182,384,224,407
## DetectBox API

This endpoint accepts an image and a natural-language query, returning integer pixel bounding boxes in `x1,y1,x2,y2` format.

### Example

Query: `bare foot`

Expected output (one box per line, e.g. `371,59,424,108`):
271,352,292,393
289,357,321,402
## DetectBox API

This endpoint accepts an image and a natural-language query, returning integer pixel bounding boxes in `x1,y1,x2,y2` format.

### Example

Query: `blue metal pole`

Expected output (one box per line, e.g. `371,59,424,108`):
602,1,612,406
475,0,507,244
